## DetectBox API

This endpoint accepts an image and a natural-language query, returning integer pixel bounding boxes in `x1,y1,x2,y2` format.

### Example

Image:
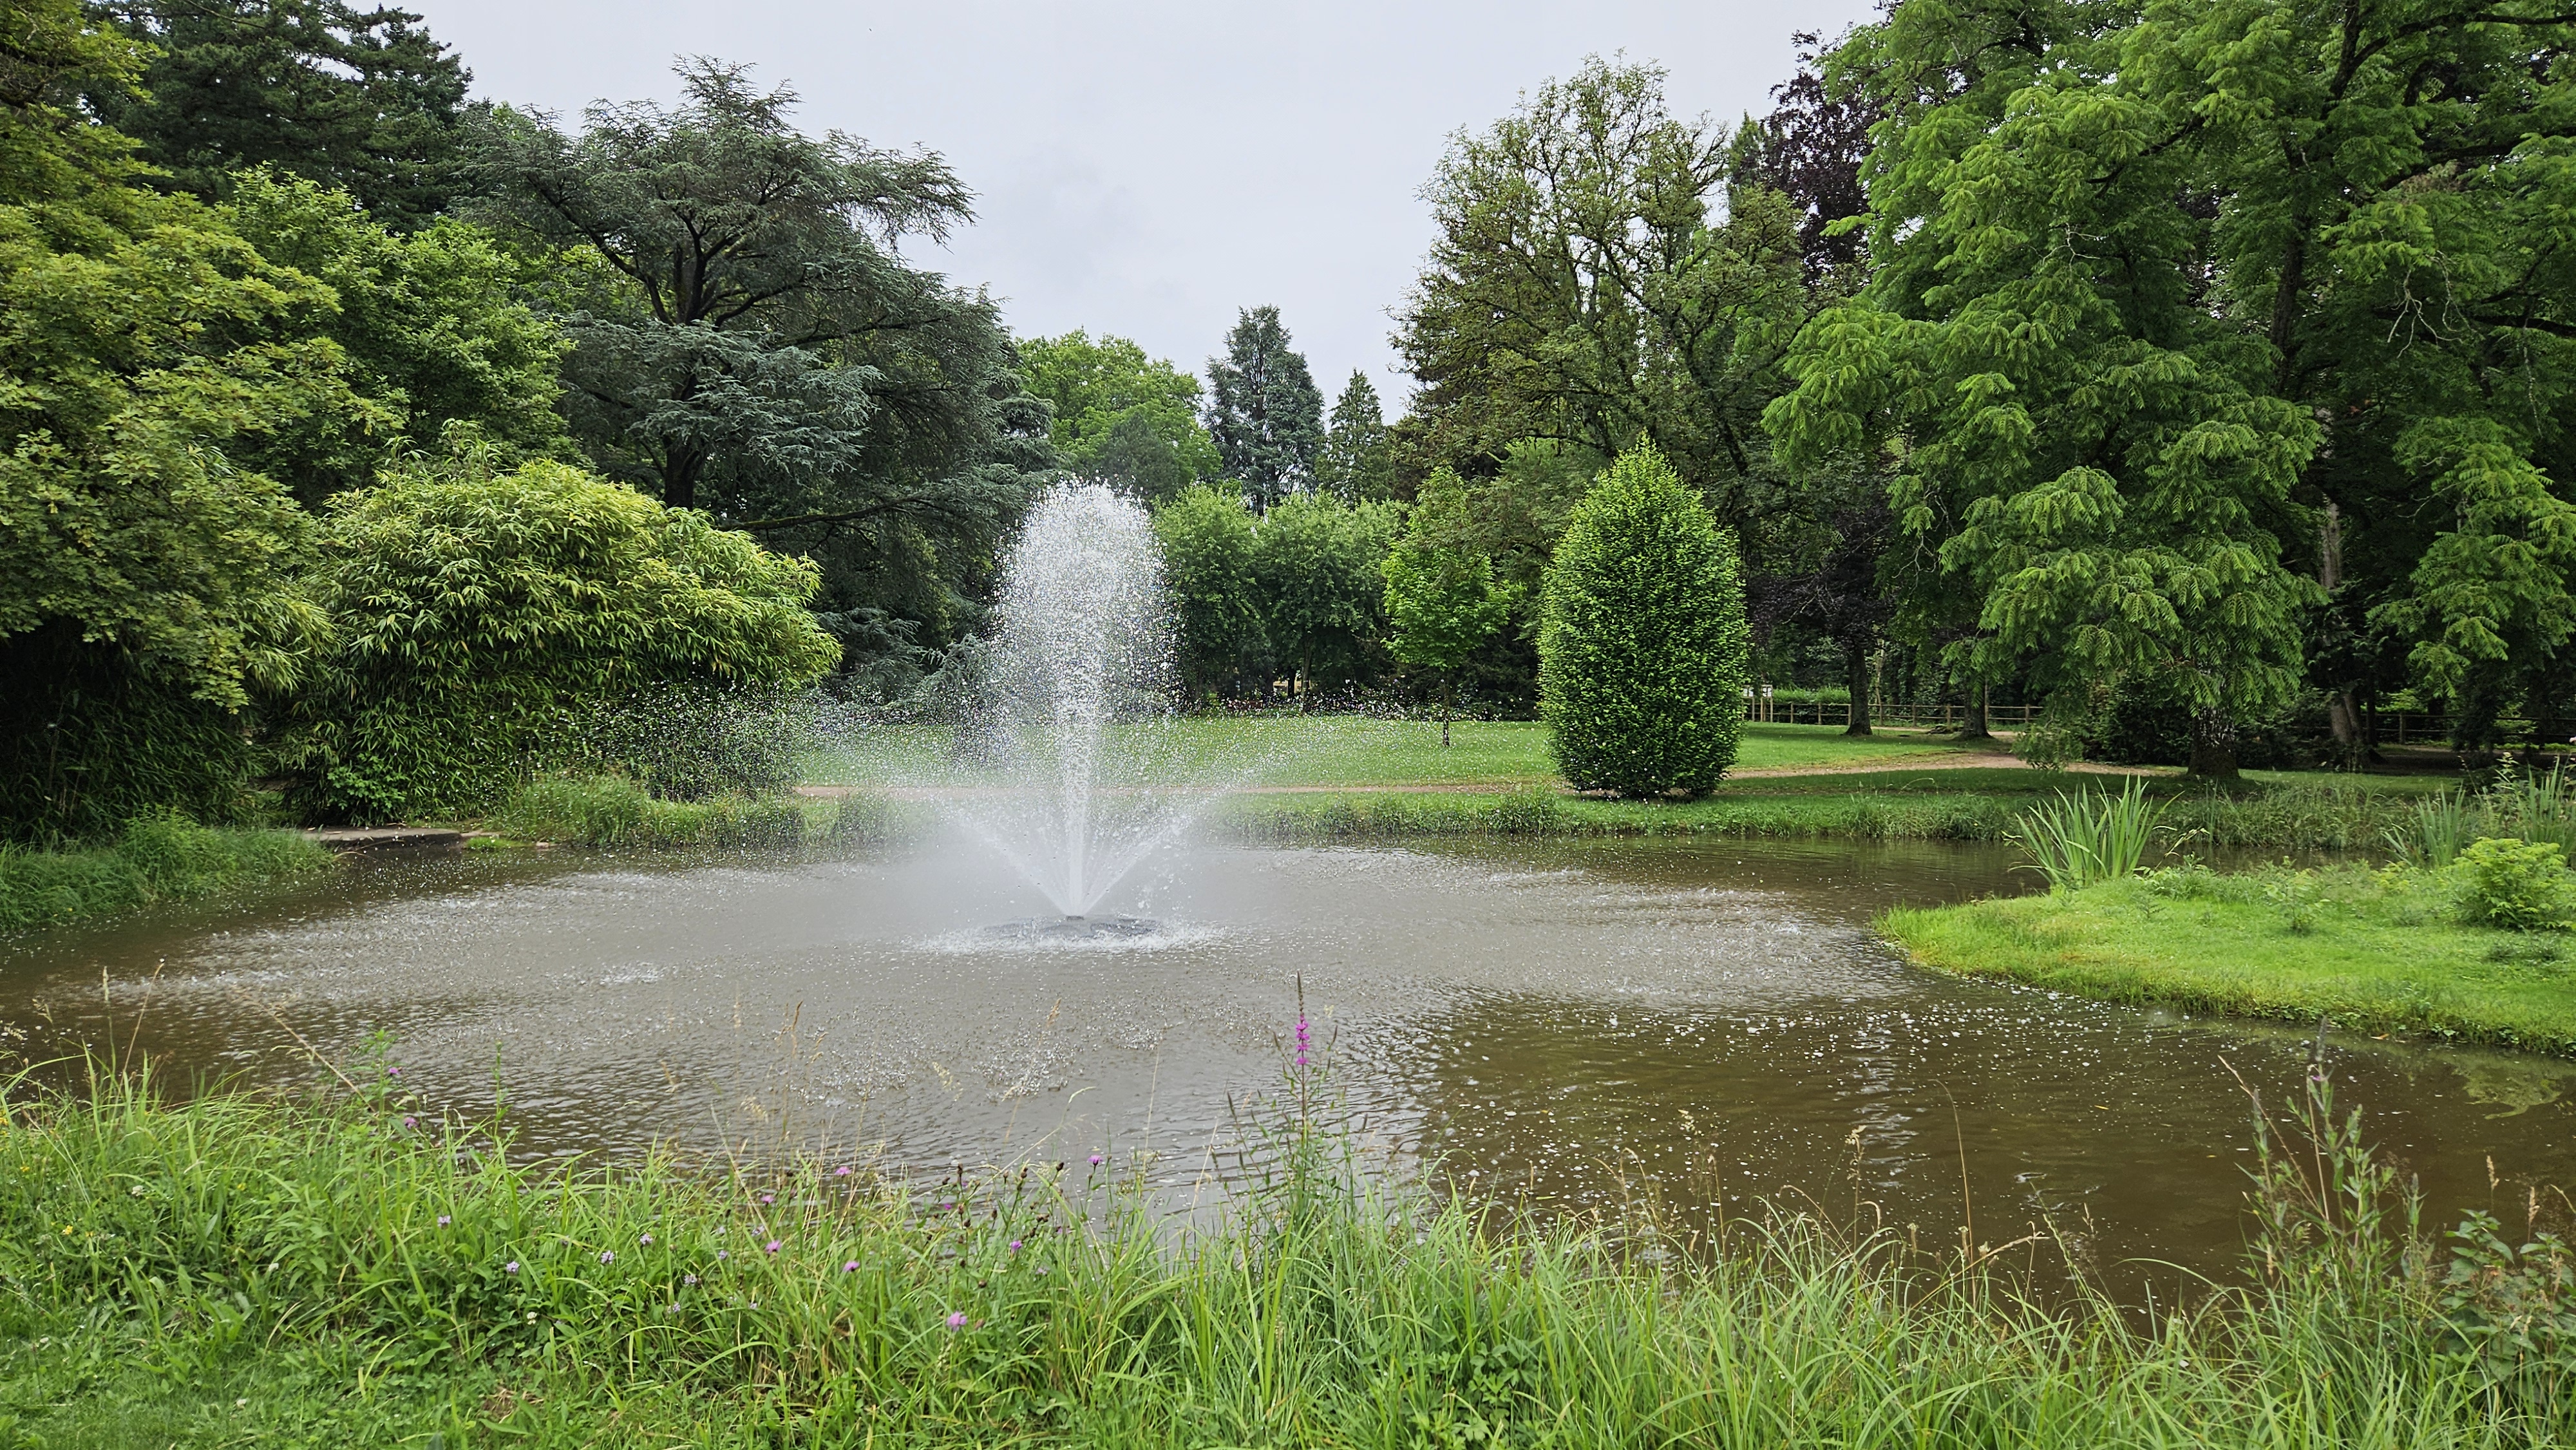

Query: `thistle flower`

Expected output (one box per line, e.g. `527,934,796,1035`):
1009,1239,1023,1252
1088,1154,1103,1166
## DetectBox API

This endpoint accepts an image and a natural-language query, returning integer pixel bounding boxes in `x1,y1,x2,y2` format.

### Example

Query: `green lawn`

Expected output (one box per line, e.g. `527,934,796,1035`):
1884,865,2576,1055
804,717,1988,789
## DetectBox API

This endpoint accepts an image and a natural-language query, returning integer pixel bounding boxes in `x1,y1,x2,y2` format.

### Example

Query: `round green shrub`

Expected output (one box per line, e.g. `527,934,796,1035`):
1537,446,1750,798
278,459,840,822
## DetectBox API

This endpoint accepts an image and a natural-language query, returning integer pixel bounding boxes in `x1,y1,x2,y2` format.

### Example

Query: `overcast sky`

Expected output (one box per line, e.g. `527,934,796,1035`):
408,1,1879,408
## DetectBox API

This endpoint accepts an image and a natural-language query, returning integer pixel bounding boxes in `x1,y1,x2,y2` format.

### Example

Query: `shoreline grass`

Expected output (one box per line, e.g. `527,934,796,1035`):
1884,862,2576,1055
0,817,332,931
1,1068,2565,1445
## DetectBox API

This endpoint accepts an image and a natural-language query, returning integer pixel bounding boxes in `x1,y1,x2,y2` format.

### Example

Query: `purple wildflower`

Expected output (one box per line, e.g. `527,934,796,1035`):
401,1115,418,1129
759,1193,775,1205
638,1233,652,1245
504,1261,520,1274
945,1312,968,1330
1009,1239,1023,1252
764,1240,781,1255
1088,1154,1103,1166
716,1250,729,1261
683,1274,699,1286
833,1165,852,1178
436,1214,450,1227
599,1250,615,1265
842,1259,860,1273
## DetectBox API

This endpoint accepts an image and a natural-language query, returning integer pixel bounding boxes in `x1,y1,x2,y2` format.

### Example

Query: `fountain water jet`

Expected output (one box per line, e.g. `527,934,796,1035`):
940,482,1214,922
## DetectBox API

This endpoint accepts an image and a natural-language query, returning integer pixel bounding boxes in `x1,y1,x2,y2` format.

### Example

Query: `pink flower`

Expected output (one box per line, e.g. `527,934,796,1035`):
435,1215,450,1227
638,1234,652,1245
1087,1154,1103,1166
842,1260,860,1273
832,1165,852,1177
765,1240,781,1255
945,1312,968,1330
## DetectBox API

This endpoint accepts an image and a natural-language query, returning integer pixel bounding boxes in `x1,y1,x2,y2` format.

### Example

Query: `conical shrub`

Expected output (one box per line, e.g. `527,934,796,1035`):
1538,446,1750,798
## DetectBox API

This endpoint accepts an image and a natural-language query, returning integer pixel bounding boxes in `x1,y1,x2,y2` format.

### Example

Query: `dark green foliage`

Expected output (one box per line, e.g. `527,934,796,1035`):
0,815,328,930
88,0,470,227
0,0,153,203
276,459,840,822
1153,484,1267,698
1539,447,1750,797
465,61,1051,684
1204,305,1323,507
1382,468,1510,742
0,626,259,845
1316,370,1395,502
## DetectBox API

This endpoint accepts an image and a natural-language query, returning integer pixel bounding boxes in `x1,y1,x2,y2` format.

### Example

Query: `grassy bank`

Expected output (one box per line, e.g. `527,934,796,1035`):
1885,862,2576,1055
1220,774,2448,852
0,818,332,931
487,777,911,849
1,1070,2566,1447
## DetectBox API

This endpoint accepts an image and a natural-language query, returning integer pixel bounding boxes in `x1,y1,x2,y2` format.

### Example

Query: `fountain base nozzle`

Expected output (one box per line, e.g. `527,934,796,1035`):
983,914,1159,942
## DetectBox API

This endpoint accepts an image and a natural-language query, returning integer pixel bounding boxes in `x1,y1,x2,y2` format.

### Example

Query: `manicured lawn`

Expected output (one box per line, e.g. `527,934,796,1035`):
1884,866,2576,1055
804,717,1987,789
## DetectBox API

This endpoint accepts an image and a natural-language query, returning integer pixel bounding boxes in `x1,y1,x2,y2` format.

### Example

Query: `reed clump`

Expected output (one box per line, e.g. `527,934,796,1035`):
1,1061,2567,1445
489,777,916,849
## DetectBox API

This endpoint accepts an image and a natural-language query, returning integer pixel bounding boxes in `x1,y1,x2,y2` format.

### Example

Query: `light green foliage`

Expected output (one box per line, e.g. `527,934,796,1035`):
2456,836,2576,932
493,778,815,849
0,177,377,839
1539,447,1750,797
221,169,569,475
1152,484,1268,697
1399,57,1804,521
0,816,328,930
2009,778,2168,892
1316,370,1395,501
1381,469,1509,741
1251,490,1397,694
279,459,838,821
1019,328,1217,500
5,1076,2569,1442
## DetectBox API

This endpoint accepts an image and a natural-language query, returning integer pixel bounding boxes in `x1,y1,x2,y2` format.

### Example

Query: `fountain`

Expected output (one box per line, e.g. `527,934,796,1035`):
939,481,1213,932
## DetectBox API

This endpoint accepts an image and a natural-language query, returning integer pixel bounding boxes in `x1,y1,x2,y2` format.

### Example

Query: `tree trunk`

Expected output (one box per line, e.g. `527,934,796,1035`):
1959,681,1991,740
1441,672,1453,749
2326,686,2367,769
1842,638,1872,736
2188,706,2240,780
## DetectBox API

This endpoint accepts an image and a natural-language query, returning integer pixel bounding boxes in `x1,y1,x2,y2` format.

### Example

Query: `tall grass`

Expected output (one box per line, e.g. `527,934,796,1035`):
2010,778,2168,890
0,816,330,930
2385,768,2576,867
490,777,914,849
1,1059,2566,1444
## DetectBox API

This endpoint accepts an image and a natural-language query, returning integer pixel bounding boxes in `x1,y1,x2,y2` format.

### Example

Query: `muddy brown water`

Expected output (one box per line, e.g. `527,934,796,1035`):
4,833,2570,1292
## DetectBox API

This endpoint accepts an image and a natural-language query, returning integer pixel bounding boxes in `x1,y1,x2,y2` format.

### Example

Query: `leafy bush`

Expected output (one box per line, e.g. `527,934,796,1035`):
1538,446,1749,798
2454,836,2576,931
1153,484,1268,699
278,459,840,822
491,778,811,849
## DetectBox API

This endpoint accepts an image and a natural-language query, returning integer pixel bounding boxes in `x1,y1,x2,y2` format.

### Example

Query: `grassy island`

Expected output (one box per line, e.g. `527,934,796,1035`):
1885,863,2576,1056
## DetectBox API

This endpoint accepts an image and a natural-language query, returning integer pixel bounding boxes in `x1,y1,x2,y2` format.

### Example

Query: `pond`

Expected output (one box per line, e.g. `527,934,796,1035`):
5,831,2571,1292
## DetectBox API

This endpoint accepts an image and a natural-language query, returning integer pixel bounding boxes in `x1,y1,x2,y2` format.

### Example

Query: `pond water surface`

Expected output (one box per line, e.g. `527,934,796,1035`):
5,832,2570,1292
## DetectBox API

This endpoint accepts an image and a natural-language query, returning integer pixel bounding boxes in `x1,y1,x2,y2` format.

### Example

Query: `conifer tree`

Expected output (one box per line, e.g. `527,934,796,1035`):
1317,370,1395,501
1204,306,1323,508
